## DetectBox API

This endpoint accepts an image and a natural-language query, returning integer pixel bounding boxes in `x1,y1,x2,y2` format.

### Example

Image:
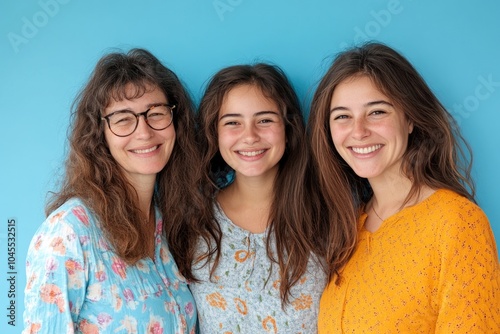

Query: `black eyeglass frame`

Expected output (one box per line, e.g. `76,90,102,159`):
101,103,176,137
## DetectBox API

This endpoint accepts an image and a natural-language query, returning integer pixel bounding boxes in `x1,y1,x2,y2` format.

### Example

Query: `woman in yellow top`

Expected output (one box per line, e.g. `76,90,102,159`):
308,42,500,333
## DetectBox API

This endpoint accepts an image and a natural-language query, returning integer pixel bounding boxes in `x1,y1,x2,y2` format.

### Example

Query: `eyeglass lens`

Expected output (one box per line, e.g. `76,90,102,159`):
107,105,173,137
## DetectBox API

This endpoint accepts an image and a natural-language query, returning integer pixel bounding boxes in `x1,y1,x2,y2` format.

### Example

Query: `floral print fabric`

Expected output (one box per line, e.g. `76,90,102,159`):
190,203,326,333
23,198,197,334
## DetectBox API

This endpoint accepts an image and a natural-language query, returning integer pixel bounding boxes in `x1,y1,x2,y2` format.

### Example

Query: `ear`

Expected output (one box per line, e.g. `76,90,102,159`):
408,120,414,134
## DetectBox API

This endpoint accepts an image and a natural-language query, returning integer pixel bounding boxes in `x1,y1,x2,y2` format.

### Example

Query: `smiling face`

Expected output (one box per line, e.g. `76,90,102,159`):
103,84,176,188
329,75,413,182
217,84,286,180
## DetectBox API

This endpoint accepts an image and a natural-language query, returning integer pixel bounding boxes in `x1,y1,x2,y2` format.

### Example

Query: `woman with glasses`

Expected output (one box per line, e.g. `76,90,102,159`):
23,49,200,333
168,63,327,333
308,42,500,333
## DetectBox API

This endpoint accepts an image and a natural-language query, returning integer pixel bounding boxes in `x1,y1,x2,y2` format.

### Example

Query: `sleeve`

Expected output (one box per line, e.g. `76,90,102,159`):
23,209,88,334
435,202,500,333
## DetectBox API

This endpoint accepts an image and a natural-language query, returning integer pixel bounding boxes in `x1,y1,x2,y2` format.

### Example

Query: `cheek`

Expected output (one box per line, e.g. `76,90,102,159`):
217,127,237,147
103,131,123,155
270,127,286,146
329,125,343,147
329,126,349,159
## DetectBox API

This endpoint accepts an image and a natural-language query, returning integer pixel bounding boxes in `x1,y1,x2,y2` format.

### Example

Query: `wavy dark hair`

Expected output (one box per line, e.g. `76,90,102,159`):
46,48,201,264
308,42,475,281
172,63,327,304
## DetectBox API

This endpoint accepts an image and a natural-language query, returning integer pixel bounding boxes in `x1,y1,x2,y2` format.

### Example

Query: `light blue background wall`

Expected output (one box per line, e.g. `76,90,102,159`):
1,1,499,332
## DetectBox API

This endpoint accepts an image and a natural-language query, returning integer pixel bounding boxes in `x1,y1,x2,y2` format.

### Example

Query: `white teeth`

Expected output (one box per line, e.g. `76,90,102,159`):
132,145,158,154
239,150,265,157
352,144,382,154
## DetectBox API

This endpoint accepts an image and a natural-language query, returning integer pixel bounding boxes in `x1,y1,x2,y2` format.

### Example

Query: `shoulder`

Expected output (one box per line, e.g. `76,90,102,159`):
36,198,97,240
27,199,95,265
422,189,487,224
425,189,497,254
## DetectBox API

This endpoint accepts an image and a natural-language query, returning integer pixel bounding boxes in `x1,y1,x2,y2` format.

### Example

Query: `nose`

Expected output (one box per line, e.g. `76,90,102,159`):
351,117,370,140
134,115,154,139
242,124,260,144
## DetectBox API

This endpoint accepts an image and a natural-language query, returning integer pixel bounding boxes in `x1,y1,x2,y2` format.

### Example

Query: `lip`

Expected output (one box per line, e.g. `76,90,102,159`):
129,144,160,155
236,149,267,159
349,144,383,155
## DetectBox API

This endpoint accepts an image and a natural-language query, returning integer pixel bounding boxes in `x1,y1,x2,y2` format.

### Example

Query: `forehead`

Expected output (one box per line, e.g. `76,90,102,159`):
331,75,391,106
220,84,279,114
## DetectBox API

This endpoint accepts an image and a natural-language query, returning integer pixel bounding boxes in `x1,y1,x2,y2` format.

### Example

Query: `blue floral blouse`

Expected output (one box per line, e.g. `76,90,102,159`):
190,203,326,333
23,198,197,334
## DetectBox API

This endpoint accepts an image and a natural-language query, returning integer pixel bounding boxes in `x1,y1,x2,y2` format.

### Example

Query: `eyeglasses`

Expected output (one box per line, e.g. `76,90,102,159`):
101,103,175,137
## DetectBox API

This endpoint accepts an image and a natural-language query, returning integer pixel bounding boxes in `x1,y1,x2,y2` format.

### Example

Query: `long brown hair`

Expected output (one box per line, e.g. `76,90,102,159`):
184,63,327,304
47,48,201,264
308,42,475,280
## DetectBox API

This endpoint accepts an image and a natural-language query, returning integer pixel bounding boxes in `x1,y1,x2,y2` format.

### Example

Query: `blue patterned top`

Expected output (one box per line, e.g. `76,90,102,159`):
23,198,197,334
190,203,326,333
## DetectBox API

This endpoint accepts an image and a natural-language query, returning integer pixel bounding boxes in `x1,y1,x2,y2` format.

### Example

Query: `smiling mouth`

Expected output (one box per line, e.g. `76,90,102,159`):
351,144,382,154
238,150,265,157
131,145,158,154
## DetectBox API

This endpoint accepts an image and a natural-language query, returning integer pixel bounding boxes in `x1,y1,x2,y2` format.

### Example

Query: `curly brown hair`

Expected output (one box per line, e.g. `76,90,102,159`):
46,48,202,264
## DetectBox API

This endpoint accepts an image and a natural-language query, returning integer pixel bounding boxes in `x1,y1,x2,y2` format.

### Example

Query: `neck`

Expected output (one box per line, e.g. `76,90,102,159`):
368,172,435,220
128,176,155,220
217,171,276,233
367,169,414,221
230,170,276,204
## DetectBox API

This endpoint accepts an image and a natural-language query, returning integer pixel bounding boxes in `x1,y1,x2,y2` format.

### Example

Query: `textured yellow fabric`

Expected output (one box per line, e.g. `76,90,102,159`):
318,189,500,333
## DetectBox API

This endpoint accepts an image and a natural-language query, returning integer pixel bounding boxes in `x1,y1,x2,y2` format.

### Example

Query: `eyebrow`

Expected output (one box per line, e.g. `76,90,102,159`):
219,110,280,121
330,100,394,113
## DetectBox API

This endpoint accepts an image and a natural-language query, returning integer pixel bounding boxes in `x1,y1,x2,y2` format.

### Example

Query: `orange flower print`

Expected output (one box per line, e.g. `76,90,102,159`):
234,298,248,315
111,285,123,312
299,276,308,284
291,293,313,311
245,280,252,292
49,211,65,224
40,284,65,312
26,273,37,291
111,256,127,279
79,319,100,334
147,319,163,334
206,292,227,310
160,247,171,264
179,314,187,333
33,235,43,250
234,250,250,263
27,322,41,333
50,237,66,255
66,259,85,289
65,259,83,274
272,279,280,290
95,270,107,282
262,316,278,333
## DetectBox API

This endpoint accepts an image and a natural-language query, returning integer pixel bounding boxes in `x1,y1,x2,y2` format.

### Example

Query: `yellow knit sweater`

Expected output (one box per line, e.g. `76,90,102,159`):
318,189,500,333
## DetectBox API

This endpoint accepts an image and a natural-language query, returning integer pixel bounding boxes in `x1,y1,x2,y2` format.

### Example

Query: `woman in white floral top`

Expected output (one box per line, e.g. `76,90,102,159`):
167,63,328,333
23,49,201,334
